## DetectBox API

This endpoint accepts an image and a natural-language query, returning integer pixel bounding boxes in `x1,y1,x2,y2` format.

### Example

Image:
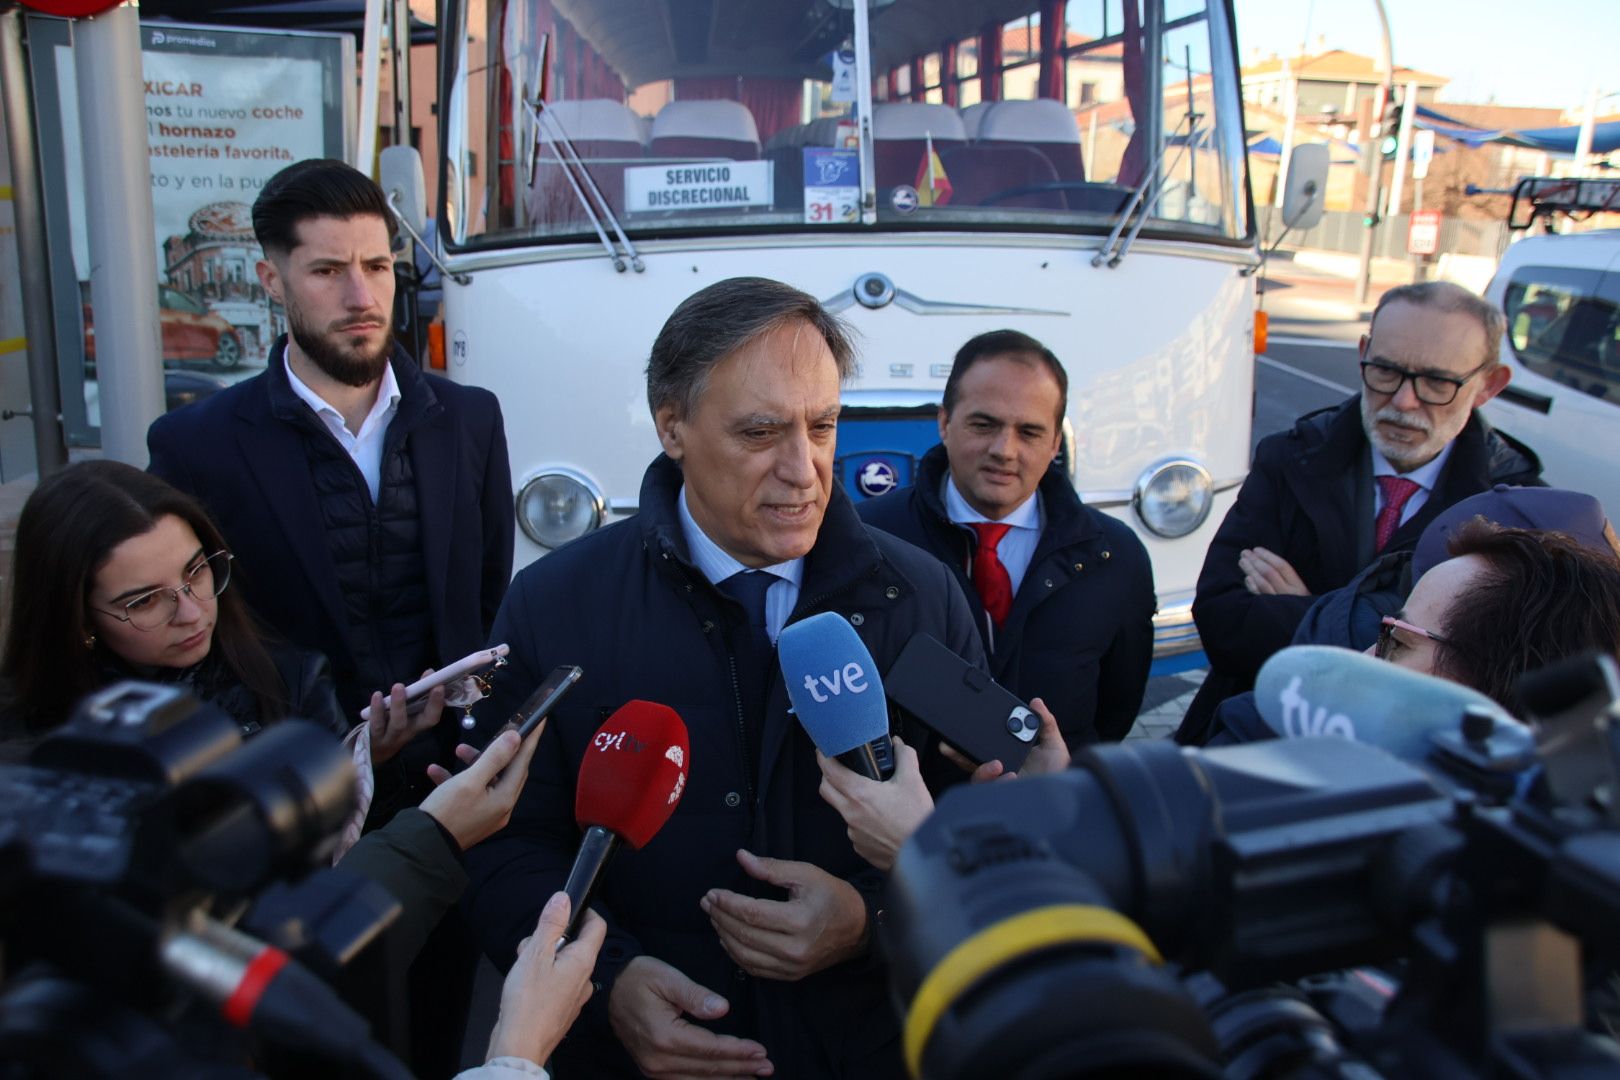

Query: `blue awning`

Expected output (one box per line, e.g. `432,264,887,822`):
1413,105,1620,155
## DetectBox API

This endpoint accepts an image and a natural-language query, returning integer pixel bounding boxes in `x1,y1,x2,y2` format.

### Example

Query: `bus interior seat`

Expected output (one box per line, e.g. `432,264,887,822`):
873,103,967,194
960,101,993,139
976,99,1086,186
649,99,762,161
527,99,645,224
940,144,1063,210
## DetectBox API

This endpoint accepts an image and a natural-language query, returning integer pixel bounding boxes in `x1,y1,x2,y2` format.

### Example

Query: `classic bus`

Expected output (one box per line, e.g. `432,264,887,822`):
405,0,1260,667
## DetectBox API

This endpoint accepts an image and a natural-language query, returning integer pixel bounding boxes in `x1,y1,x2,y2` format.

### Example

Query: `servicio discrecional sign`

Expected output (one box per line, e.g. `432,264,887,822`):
624,161,772,213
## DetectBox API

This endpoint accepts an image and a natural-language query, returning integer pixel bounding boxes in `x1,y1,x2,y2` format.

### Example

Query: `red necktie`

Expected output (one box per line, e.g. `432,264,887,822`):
968,522,1014,628
1374,476,1421,553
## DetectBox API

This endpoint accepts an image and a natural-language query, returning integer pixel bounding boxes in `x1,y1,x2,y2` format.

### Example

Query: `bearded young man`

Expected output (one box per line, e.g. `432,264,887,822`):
148,158,513,1074
1176,281,1543,744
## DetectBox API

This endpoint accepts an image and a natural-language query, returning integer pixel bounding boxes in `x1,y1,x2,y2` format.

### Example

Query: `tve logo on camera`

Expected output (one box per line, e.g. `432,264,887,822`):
800,663,870,704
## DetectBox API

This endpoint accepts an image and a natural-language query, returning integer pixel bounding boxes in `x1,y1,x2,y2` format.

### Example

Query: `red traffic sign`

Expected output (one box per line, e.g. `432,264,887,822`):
1407,209,1442,256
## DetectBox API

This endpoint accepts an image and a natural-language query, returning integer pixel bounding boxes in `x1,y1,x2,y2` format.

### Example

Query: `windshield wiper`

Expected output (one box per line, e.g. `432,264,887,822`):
526,98,645,273
1092,110,1197,269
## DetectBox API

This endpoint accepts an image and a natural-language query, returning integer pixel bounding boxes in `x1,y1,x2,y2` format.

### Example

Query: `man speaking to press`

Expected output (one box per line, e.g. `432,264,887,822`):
462,277,985,1078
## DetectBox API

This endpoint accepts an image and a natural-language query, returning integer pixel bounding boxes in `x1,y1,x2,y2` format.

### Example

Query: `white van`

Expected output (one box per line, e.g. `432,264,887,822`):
1480,229,1620,517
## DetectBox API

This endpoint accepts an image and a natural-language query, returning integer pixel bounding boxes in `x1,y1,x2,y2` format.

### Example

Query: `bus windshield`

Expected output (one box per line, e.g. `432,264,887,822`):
444,0,1251,249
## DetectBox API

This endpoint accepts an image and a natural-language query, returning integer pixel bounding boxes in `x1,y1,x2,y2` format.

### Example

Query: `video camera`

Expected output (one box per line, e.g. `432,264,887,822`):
0,681,412,1079
882,651,1620,1079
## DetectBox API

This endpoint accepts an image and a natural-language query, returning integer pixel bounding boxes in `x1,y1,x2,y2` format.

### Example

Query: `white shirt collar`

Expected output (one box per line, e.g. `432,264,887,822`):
283,352,401,440
942,474,1043,531
676,485,805,588
1371,438,1453,493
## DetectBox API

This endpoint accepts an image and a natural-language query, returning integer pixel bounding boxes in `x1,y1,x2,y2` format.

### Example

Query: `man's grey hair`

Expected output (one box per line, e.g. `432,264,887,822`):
646,277,857,418
1369,281,1507,368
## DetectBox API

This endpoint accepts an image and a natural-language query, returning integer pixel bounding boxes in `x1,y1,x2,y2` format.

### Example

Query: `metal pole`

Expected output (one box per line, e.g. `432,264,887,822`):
851,0,877,225
1354,0,1393,307
357,0,384,172
75,3,164,466
0,9,67,477
1386,80,1416,217
1573,83,1598,178
389,0,412,150
1274,58,1296,208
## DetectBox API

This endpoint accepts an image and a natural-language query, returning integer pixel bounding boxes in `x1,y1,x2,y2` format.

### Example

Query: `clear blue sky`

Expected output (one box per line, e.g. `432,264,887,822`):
1233,0,1618,112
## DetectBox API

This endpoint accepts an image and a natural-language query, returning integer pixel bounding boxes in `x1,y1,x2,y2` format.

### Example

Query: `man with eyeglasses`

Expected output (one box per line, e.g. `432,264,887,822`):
1177,281,1542,745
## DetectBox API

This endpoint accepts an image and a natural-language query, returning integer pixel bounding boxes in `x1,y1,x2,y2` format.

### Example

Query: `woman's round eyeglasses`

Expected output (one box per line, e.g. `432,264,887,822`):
91,551,234,630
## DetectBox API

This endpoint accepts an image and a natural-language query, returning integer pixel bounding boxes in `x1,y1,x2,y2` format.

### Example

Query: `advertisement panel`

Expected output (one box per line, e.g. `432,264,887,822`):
27,17,352,444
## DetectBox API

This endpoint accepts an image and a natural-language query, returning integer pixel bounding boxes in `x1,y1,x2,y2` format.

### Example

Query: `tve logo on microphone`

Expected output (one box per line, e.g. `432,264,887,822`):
1275,676,1354,739
801,662,871,703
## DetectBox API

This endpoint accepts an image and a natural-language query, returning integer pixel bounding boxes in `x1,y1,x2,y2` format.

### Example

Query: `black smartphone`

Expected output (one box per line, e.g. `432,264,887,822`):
883,634,1038,772
510,665,584,741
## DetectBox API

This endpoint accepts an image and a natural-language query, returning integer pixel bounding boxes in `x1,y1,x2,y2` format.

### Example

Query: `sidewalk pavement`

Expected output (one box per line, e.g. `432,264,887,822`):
1126,667,1204,741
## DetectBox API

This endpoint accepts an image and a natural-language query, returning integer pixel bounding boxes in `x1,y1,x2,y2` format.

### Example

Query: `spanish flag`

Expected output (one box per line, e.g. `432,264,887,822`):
915,132,953,207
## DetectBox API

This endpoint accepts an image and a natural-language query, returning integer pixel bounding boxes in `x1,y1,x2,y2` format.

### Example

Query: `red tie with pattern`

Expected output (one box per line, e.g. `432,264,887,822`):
968,522,1014,628
1374,476,1421,553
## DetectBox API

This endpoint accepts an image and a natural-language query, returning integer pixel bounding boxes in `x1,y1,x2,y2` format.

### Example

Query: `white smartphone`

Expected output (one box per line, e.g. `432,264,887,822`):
357,644,511,723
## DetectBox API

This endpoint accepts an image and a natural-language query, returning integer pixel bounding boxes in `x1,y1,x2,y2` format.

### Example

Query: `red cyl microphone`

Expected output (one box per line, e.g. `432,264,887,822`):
561,700,689,940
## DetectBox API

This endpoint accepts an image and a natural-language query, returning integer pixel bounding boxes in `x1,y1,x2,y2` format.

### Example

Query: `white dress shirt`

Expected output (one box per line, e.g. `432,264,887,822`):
285,355,402,503
942,475,1044,596
1372,440,1454,528
677,487,804,642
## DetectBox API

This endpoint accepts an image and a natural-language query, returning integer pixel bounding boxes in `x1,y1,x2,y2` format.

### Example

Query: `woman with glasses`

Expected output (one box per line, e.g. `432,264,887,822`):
0,460,348,743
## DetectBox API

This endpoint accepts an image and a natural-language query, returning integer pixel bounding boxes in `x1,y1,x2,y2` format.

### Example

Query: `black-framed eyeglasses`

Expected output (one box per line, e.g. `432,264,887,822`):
1359,358,1490,407
1375,615,1453,661
91,551,233,631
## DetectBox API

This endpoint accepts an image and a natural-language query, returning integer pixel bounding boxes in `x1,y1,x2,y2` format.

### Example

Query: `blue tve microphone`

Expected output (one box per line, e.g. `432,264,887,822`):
779,612,896,780
1254,645,1531,763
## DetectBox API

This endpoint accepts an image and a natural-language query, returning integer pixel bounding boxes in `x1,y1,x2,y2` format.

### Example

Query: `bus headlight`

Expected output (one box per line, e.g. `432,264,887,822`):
516,469,604,549
1133,459,1213,539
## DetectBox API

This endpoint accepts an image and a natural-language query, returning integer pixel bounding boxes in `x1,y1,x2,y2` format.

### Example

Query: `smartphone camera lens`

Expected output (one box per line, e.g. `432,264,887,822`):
1007,707,1037,743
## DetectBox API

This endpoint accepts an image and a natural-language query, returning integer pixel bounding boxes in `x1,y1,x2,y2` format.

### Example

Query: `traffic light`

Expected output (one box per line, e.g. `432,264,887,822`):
1379,105,1403,158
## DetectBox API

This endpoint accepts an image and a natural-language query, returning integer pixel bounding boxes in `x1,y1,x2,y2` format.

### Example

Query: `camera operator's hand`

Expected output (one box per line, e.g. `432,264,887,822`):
608,955,774,1079
420,723,541,850
702,850,868,982
485,891,605,1067
816,735,932,871
369,672,446,763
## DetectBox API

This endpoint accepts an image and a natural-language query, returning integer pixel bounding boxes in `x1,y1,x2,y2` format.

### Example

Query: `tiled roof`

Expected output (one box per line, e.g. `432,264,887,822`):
1244,49,1447,87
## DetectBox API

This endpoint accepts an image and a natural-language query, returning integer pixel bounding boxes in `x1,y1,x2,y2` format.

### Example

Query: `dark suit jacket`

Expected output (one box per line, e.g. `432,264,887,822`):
464,456,985,1078
859,445,1156,747
147,339,514,730
1177,394,1541,743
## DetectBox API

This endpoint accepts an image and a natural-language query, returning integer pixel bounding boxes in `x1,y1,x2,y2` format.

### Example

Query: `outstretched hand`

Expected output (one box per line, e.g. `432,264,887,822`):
816,735,933,871
485,892,605,1067
419,721,542,850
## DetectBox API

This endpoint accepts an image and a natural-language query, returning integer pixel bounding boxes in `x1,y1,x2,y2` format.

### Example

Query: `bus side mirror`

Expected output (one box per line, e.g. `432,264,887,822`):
380,145,428,237
1282,143,1329,231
